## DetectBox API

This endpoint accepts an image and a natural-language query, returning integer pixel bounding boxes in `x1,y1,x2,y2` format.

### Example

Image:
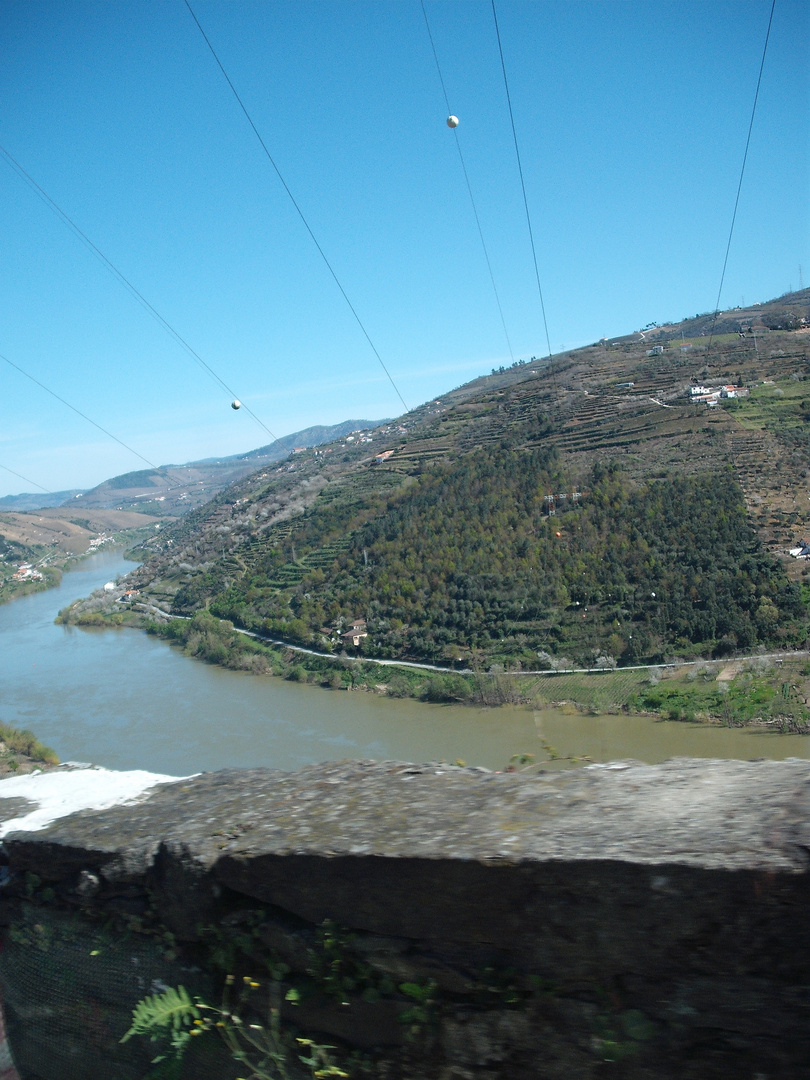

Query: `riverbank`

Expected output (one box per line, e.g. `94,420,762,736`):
56,602,810,733
0,721,59,778
0,565,62,606
0,514,157,608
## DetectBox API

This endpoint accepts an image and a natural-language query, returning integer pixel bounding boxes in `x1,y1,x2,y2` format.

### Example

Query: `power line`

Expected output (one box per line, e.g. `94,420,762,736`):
0,144,278,442
0,351,159,470
708,0,776,351
184,0,410,415
491,0,553,364
0,461,52,495
420,0,515,363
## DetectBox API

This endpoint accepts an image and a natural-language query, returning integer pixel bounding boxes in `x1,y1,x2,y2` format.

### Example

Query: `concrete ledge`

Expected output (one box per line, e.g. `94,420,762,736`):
1,758,809,1078
4,757,810,871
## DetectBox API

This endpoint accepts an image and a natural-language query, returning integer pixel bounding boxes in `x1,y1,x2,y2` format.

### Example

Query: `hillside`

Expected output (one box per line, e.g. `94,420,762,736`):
0,507,162,604
0,419,386,604
80,291,810,669
63,419,387,516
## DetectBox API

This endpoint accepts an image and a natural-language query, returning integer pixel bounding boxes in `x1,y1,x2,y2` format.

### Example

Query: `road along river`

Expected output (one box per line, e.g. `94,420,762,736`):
1,551,807,776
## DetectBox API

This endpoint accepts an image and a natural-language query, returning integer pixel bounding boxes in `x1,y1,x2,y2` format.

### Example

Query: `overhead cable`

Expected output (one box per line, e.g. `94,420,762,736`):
0,461,52,495
0,144,278,442
708,0,776,351
184,0,410,414
420,0,515,363
491,0,553,362
1,352,159,470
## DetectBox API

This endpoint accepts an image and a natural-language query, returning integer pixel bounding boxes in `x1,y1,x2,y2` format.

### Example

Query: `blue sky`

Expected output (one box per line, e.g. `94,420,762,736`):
1,0,807,497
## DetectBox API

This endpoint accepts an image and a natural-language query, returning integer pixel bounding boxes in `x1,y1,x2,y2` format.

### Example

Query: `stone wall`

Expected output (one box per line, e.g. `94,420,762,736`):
1,757,808,1078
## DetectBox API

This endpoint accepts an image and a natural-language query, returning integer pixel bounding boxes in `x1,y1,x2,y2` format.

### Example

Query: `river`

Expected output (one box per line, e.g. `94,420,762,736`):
1,551,807,776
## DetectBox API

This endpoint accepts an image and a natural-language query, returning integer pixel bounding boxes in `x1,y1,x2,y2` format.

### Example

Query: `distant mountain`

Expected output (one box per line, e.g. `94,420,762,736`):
59,419,388,516
0,490,84,512
234,422,392,462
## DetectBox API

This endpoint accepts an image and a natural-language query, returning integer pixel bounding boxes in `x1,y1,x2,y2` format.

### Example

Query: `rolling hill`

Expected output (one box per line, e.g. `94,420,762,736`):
75,291,810,669
0,419,386,603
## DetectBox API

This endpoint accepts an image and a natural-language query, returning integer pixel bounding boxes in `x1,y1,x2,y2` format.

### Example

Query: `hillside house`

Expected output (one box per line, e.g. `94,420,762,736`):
339,618,368,647
689,385,722,404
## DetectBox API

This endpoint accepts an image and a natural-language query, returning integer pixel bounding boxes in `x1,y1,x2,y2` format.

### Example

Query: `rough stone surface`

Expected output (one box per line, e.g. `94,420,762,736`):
5,756,810,868
0,797,35,822
1,757,809,1078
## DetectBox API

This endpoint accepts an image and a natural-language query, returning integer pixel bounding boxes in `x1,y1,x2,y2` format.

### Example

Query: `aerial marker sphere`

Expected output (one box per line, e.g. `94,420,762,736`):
231,399,242,410
447,115,459,128
555,531,562,538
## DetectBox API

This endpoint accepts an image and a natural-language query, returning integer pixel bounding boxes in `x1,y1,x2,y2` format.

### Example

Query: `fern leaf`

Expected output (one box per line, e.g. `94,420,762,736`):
120,985,200,1043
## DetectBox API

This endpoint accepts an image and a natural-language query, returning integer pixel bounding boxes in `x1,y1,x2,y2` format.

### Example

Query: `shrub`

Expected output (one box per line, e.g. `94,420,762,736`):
0,722,59,765
420,674,472,703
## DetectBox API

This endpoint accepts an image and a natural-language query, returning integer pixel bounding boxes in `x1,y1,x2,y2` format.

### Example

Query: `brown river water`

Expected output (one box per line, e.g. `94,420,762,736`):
1,551,807,776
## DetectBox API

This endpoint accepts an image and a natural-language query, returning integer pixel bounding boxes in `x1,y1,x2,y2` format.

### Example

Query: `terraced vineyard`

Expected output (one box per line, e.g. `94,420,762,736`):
115,292,810,667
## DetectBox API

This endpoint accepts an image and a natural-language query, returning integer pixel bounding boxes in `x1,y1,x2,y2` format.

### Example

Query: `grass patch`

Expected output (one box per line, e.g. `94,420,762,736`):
628,660,810,730
0,721,59,766
523,669,650,712
725,377,810,435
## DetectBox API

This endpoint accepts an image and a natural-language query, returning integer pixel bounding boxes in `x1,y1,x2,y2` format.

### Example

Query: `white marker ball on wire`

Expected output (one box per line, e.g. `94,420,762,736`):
446,115,459,128
231,399,242,411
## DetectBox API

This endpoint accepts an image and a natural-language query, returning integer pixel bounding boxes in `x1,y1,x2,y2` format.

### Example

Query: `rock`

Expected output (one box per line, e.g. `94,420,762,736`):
0,757,808,1077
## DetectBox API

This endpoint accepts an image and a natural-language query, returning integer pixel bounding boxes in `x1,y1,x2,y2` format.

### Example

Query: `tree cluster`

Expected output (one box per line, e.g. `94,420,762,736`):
193,445,805,667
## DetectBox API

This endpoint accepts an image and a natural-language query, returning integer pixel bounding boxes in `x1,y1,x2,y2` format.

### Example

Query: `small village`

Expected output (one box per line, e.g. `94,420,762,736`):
6,533,115,588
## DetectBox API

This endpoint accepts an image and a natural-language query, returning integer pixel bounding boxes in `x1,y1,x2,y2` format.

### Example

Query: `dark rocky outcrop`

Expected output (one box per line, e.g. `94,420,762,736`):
1,757,809,1078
